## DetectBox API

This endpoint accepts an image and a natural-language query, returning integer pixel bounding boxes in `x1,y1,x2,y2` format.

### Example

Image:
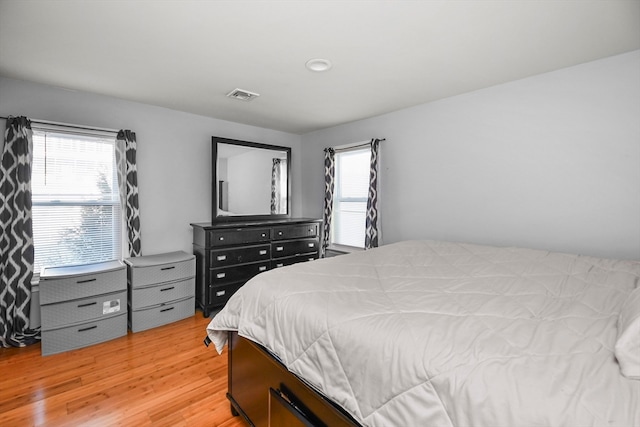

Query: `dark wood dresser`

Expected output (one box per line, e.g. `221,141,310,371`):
191,218,322,317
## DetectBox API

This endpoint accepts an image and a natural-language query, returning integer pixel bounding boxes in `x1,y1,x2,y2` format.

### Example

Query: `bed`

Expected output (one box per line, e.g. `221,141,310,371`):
206,240,640,426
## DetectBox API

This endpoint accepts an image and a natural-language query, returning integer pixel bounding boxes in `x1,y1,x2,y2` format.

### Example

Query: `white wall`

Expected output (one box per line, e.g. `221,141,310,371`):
301,51,640,260
0,77,303,256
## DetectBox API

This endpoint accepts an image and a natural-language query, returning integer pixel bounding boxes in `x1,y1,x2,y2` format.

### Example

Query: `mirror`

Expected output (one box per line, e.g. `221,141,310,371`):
212,136,291,222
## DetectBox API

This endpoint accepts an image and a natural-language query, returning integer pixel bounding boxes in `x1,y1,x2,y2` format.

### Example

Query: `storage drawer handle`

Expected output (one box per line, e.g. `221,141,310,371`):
216,272,226,279
259,266,267,272
217,255,227,261
276,263,284,268
261,233,267,237
77,301,97,308
259,250,267,255
219,236,225,241
276,246,284,251
160,286,175,292
161,266,175,271
78,325,97,332
216,290,226,297
160,307,175,313
308,243,315,248
76,278,96,284
278,231,283,236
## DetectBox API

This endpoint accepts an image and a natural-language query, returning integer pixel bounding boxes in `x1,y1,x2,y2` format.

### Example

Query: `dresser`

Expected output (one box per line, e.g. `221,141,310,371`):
191,218,322,317
39,260,127,356
124,251,196,332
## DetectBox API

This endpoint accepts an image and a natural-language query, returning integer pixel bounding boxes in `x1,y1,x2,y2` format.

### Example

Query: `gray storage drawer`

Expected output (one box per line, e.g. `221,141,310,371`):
41,290,127,330
125,251,195,287
39,261,126,305
41,312,127,356
129,277,195,310
129,296,194,332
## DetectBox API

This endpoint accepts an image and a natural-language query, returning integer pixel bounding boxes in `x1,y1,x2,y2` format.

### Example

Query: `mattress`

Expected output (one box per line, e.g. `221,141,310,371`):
207,240,640,427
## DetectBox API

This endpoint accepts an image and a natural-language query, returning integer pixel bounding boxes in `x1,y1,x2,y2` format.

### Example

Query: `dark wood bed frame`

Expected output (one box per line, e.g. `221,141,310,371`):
226,331,362,427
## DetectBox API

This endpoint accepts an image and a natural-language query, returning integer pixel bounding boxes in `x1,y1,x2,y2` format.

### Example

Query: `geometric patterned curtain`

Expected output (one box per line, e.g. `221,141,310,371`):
115,130,141,257
0,116,40,347
270,158,286,214
321,147,335,256
364,138,381,250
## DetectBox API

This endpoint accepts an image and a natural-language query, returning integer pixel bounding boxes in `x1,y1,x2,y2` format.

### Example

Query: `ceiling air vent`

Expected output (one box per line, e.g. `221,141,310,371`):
226,88,260,101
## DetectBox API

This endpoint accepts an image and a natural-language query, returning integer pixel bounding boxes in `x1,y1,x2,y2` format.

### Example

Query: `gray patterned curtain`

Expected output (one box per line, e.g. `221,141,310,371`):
115,130,141,257
0,116,40,347
321,148,335,256
364,138,381,249
270,158,286,214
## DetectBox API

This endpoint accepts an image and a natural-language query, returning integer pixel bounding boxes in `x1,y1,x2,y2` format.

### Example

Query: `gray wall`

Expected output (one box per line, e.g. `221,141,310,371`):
0,77,303,256
300,50,640,260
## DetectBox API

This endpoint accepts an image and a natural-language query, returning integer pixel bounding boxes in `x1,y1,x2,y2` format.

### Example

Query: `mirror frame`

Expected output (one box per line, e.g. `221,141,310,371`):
212,136,292,223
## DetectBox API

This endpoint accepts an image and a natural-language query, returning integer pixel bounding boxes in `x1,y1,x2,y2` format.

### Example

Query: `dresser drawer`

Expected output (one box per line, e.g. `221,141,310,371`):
210,262,270,286
272,223,319,240
41,312,127,356
129,296,194,332
272,239,319,259
208,282,243,306
272,254,319,269
129,277,195,310
41,290,127,330
125,251,195,288
40,261,126,305
209,228,271,247
210,244,271,268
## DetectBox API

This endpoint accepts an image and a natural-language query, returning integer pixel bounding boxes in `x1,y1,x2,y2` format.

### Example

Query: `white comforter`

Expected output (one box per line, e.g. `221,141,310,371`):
207,240,640,427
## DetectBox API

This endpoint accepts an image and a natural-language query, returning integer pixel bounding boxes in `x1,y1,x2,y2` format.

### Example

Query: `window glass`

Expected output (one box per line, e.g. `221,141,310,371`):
31,127,122,274
332,148,370,248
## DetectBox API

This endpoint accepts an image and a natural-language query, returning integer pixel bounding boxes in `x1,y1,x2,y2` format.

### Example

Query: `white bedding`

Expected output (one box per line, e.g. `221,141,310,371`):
207,240,640,427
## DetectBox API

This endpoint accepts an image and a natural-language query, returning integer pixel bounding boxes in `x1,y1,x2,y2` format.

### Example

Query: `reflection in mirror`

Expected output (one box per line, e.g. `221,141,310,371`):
213,137,291,221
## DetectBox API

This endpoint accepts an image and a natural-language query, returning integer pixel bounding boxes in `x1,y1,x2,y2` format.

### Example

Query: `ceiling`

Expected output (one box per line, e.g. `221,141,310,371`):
1,1,639,135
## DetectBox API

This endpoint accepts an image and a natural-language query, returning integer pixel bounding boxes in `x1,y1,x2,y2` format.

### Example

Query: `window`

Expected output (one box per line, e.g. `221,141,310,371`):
331,147,371,248
31,125,122,274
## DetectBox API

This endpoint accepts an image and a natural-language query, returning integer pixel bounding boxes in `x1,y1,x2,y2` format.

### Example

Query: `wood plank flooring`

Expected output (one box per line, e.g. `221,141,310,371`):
0,314,246,426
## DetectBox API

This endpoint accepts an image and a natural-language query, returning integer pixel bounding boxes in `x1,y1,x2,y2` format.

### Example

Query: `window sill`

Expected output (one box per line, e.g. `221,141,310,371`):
327,244,364,254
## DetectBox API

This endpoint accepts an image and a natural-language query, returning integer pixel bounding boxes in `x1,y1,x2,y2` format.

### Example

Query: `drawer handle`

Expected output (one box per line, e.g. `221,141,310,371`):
216,290,226,297
308,243,315,248
276,263,284,268
78,325,97,332
216,272,226,279
259,266,267,272
161,266,175,271
261,233,267,237
77,301,97,308
160,286,175,292
76,278,96,284
217,255,227,261
276,246,283,251
278,231,283,236
160,307,175,313
219,236,225,241
259,250,267,255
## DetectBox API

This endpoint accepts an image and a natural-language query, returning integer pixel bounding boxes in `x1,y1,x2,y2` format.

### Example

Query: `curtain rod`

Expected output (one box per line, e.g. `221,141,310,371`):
0,116,119,134
332,138,385,153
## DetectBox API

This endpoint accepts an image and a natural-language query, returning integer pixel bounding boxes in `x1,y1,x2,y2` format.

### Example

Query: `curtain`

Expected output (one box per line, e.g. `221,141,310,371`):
321,148,335,256
0,116,40,347
365,138,381,249
115,130,141,257
270,158,286,214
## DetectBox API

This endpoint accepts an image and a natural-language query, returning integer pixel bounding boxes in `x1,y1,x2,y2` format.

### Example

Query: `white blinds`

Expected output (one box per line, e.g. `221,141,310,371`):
31,126,122,274
332,148,371,248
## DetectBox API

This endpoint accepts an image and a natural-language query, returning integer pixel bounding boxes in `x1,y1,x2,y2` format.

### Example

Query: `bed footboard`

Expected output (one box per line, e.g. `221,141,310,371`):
227,331,360,427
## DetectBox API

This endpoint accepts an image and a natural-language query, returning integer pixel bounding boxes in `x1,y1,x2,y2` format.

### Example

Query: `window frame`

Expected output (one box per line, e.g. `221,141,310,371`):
30,123,124,279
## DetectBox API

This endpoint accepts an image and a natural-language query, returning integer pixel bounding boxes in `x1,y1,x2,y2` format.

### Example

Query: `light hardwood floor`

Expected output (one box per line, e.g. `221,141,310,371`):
0,314,246,426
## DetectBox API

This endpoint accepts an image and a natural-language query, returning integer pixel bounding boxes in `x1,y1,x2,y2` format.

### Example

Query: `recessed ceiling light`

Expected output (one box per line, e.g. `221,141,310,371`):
305,58,332,72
